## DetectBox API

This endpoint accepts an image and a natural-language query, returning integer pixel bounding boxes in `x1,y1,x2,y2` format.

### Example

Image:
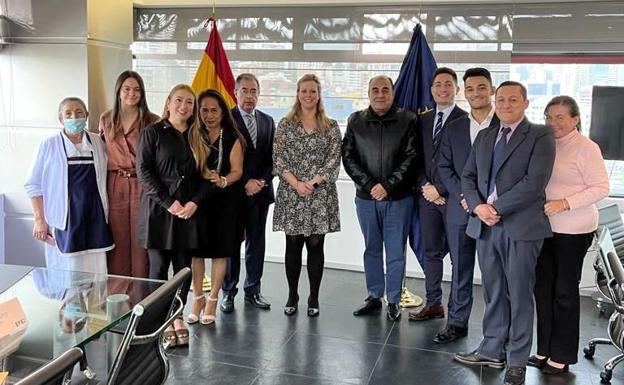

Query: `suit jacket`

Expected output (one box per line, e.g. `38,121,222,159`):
231,107,276,204
461,117,556,241
416,105,467,196
438,113,499,225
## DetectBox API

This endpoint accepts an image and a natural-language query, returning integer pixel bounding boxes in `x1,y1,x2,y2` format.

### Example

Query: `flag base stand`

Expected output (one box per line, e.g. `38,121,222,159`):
203,276,212,292
400,287,423,308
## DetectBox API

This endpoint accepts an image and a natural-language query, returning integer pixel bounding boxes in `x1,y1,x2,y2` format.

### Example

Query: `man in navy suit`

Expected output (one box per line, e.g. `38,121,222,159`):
455,81,555,385
435,68,498,343
409,67,467,322
221,73,276,312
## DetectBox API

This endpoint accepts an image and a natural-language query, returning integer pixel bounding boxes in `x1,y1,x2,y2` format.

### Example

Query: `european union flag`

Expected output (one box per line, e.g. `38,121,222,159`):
394,24,437,115
394,24,437,275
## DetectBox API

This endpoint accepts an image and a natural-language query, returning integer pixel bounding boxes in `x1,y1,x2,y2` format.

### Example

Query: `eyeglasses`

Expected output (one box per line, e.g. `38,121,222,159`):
237,88,258,96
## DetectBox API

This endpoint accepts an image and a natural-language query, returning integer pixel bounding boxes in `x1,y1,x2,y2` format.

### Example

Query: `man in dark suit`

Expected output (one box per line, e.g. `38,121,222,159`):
409,67,467,322
221,73,276,312
435,67,498,344
455,81,555,385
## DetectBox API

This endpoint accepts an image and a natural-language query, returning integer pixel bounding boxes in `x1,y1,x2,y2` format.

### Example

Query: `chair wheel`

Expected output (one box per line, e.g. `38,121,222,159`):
584,346,595,358
600,370,612,383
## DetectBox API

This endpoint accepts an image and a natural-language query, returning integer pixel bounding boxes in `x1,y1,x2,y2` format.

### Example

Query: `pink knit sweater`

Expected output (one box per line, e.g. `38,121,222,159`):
545,130,610,234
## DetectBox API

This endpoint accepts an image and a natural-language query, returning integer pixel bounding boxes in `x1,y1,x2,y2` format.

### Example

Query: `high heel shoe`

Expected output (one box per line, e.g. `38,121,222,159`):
284,294,299,316
163,326,177,349
307,296,319,317
173,319,189,346
187,294,206,324
201,296,218,325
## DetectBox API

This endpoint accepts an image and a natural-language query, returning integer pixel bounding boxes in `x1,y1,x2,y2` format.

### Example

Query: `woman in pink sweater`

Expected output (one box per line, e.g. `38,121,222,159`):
529,96,609,374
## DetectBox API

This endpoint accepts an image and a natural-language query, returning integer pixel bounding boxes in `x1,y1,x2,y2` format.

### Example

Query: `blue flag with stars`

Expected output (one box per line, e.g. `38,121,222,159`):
394,24,437,115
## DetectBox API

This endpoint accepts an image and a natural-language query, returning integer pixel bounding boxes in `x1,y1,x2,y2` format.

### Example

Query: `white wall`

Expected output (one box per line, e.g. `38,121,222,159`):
263,179,483,286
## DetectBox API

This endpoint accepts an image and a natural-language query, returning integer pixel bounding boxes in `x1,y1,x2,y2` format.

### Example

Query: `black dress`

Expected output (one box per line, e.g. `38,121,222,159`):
199,127,245,259
136,120,210,250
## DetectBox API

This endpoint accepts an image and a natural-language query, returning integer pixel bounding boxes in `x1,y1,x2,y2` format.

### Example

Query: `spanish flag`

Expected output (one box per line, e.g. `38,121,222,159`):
191,17,237,108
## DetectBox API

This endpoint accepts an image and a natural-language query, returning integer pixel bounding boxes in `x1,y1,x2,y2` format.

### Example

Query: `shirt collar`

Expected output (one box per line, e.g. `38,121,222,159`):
500,116,525,134
238,106,255,118
436,104,455,117
469,105,495,127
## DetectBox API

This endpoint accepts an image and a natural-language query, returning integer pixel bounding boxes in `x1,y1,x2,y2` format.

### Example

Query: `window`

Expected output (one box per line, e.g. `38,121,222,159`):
133,3,624,191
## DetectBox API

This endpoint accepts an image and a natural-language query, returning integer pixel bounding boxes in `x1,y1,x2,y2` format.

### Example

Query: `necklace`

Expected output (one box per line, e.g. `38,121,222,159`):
208,128,224,174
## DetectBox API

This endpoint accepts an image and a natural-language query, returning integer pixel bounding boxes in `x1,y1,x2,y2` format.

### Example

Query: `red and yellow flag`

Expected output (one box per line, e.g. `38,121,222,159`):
191,17,237,108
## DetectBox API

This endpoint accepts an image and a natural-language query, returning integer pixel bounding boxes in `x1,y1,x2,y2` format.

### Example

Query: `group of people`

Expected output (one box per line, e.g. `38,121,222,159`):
342,67,608,385
24,65,610,385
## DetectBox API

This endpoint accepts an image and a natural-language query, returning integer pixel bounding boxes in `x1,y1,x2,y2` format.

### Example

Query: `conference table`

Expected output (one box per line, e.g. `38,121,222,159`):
0,264,164,383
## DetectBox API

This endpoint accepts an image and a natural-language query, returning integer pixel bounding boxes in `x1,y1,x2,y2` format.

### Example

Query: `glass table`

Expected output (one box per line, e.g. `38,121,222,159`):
0,266,164,383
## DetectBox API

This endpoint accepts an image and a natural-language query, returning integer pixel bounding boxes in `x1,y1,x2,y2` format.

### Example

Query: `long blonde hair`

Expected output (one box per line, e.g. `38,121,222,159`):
284,74,333,133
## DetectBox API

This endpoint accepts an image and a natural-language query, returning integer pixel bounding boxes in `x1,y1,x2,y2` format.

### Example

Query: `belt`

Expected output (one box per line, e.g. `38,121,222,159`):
110,169,137,178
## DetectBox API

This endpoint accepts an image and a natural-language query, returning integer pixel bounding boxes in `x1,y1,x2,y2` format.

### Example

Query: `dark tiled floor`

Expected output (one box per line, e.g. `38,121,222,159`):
164,262,624,385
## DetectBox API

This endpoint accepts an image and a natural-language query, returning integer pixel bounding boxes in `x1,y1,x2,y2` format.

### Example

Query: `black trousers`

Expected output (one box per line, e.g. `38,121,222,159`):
534,232,594,364
148,248,192,308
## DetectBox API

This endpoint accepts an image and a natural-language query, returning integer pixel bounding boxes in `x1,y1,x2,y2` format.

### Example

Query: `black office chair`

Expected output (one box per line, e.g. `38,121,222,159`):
592,205,624,313
105,267,191,385
15,347,83,385
597,251,624,383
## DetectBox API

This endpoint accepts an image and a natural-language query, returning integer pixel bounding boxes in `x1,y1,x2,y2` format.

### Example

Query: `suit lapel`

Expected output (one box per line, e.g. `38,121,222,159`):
500,118,529,167
479,127,499,174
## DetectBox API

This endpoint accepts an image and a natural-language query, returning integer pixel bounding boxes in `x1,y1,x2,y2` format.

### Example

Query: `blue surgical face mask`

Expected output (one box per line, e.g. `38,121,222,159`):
63,118,86,134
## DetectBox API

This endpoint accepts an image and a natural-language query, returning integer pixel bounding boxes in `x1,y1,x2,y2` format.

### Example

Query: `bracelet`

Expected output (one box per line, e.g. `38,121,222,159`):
221,176,228,188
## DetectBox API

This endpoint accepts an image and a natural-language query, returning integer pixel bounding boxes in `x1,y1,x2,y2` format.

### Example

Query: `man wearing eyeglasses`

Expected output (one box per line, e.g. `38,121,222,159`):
221,73,276,312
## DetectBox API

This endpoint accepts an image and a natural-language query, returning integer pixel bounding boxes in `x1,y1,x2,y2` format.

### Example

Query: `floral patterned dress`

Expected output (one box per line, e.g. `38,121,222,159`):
272,118,342,236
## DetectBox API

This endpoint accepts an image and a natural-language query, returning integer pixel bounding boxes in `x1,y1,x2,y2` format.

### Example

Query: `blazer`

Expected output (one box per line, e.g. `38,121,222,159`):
231,107,276,204
416,105,467,196
461,117,556,241
438,114,499,225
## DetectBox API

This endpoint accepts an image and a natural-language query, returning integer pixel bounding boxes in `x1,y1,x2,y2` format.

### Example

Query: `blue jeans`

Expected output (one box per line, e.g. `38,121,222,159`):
355,196,413,304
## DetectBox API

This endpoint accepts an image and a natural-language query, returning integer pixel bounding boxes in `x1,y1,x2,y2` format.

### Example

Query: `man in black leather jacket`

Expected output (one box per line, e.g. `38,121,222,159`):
342,75,420,321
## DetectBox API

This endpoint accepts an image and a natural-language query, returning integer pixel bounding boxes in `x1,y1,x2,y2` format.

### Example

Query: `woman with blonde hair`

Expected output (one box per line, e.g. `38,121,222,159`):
136,84,210,347
273,74,342,317
99,70,160,278
186,89,245,325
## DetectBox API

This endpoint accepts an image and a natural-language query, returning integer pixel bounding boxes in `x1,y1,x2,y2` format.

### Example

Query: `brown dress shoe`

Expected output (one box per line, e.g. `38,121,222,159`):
408,304,445,321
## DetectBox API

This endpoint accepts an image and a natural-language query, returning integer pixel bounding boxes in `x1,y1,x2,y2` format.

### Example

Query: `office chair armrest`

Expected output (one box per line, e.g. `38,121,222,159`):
131,294,184,345
607,278,624,314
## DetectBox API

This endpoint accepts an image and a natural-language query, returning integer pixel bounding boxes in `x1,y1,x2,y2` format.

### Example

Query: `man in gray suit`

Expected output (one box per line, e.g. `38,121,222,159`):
454,81,555,385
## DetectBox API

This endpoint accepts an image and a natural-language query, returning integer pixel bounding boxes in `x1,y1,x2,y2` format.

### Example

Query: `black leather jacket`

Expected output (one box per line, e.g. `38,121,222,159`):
342,106,419,200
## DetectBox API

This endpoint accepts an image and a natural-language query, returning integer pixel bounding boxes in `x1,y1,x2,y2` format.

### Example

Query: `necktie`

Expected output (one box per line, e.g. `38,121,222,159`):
432,111,444,148
245,114,257,147
487,127,512,196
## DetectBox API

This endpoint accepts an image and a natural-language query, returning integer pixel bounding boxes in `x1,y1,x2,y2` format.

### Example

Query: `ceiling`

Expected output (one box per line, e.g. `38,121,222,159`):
133,0,611,7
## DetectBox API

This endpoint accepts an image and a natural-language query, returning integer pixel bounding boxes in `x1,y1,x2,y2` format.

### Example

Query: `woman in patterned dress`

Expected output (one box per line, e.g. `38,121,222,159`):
273,73,342,317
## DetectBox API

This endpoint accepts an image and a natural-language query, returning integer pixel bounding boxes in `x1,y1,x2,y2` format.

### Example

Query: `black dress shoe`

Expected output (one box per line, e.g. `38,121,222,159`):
542,362,569,375
433,325,468,344
353,297,382,316
387,303,401,321
504,367,526,385
527,355,547,369
454,350,505,369
244,293,271,309
220,293,235,313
